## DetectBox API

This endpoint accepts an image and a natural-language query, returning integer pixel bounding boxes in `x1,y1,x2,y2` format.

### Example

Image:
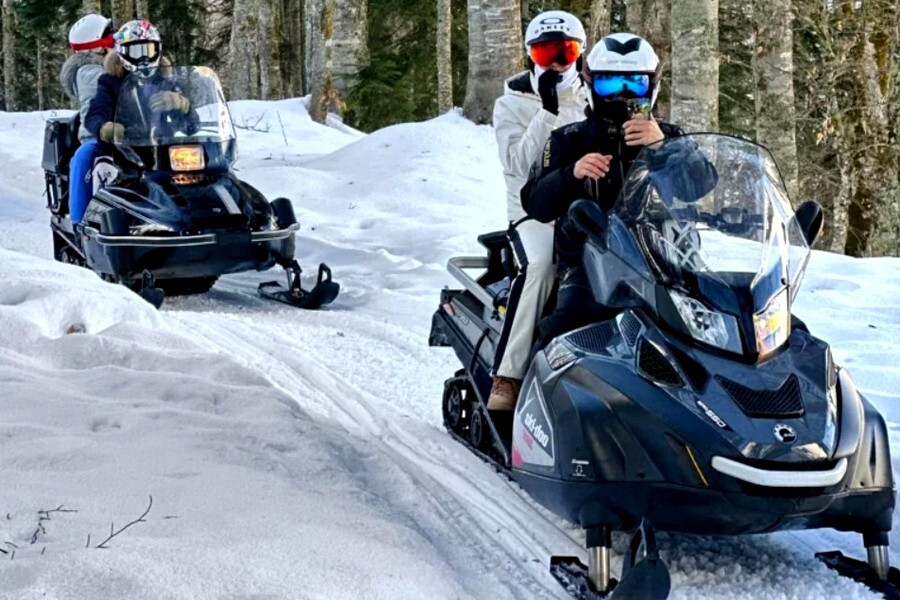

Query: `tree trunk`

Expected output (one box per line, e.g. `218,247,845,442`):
332,0,366,100
437,0,453,112
670,0,718,131
135,0,149,18
463,0,522,124
259,0,273,99
111,0,135,22
752,0,799,200
590,0,611,43
625,0,643,31
227,0,261,99
642,0,670,119
841,3,895,257
2,0,16,112
81,0,101,14
36,42,44,111
280,0,304,97
309,0,335,123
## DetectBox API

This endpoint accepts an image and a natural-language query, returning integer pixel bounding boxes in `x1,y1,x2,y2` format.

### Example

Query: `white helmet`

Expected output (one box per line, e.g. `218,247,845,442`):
524,10,586,49
68,14,114,52
583,33,661,108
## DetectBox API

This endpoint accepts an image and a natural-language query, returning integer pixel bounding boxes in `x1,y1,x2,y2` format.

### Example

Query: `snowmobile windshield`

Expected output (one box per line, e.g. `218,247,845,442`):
112,66,236,148
602,134,810,357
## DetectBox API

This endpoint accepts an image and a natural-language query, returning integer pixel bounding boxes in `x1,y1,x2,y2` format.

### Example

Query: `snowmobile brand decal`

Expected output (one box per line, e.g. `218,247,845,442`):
524,412,550,448
513,381,555,467
774,424,797,444
697,400,729,429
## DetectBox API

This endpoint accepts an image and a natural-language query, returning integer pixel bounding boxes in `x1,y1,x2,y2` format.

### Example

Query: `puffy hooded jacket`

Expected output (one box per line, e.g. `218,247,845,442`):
59,52,106,141
492,69,588,222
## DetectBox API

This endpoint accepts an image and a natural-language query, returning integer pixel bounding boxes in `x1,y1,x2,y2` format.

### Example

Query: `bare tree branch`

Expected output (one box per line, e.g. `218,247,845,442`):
95,496,153,549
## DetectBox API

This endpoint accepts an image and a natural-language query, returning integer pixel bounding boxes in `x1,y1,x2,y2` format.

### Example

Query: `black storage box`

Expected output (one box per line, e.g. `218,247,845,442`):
42,115,80,175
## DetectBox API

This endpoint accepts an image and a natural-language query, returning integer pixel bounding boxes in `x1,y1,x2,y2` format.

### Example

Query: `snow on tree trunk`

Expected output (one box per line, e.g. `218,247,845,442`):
2,0,17,112
332,0,366,100
463,0,522,125
670,0,718,131
309,0,335,123
752,0,799,200
227,0,261,100
437,0,453,113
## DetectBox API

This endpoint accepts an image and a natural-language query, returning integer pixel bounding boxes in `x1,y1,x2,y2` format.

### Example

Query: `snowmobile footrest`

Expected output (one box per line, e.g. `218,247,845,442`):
258,261,339,310
816,551,900,599
550,556,616,599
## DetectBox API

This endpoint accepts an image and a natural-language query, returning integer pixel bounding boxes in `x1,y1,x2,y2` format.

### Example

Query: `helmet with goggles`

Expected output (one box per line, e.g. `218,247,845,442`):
524,11,586,69
69,14,114,52
583,33,661,112
114,20,162,78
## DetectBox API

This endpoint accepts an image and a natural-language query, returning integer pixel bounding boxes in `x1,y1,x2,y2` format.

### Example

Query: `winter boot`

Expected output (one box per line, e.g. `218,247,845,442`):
487,376,521,411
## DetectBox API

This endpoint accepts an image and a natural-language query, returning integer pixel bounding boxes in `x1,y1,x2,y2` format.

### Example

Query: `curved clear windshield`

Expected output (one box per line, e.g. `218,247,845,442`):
113,66,235,147
614,134,810,303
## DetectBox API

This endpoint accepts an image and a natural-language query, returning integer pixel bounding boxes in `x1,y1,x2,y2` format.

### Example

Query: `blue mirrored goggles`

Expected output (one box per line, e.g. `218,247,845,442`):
592,73,652,98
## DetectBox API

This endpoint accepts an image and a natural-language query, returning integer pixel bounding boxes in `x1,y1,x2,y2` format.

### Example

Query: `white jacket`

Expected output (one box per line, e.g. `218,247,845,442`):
493,70,588,222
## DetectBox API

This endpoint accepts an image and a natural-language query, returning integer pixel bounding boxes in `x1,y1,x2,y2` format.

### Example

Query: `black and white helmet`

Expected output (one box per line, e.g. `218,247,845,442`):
524,10,586,48
583,33,661,107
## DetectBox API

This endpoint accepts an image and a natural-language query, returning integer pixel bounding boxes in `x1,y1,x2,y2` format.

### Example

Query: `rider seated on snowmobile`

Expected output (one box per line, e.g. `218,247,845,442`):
84,20,196,172
487,10,589,411
522,33,718,351
59,13,116,225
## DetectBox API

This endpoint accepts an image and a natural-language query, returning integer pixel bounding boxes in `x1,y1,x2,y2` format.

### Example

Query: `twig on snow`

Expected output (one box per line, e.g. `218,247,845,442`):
277,111,289,146
94,496,153,549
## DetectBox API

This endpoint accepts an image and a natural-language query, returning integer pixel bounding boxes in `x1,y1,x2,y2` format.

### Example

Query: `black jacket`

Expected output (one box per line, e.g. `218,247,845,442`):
521,114,685,270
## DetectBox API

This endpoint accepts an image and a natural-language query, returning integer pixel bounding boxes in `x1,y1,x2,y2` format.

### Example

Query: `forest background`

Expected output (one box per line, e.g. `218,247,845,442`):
0,0,897,256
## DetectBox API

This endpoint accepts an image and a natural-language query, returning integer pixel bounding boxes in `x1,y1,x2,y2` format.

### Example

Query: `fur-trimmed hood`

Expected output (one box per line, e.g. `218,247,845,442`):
103,50,174,79
59,51,106,99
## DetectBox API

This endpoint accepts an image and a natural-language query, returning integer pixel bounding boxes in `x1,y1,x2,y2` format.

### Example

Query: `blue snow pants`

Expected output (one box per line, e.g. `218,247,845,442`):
69,140,98,224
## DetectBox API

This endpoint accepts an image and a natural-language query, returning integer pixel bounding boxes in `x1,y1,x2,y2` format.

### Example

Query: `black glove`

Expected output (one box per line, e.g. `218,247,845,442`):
537,69,560,115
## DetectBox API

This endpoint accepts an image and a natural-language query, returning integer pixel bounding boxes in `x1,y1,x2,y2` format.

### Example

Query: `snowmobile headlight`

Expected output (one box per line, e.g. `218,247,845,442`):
754,288,790,359
546,339,578,370
169,145,205,172
670,290,742,354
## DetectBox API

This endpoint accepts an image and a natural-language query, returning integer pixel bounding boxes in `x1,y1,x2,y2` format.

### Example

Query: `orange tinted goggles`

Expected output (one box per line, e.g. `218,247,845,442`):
529,40,581,68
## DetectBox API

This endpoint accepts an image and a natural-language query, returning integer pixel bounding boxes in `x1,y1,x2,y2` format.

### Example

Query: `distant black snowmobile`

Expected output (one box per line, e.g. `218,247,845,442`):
429,134,899,599
42,66,338,309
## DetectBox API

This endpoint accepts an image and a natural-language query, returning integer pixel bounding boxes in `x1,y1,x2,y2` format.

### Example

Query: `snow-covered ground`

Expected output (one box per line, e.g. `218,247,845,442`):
1,98,898,600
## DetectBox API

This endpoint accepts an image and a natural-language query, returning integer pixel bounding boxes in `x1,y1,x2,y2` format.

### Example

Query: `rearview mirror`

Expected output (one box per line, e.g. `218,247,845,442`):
794,200,824,247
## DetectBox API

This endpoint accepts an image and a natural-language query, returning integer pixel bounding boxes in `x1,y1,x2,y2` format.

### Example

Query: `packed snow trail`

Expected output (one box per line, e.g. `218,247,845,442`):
1,103,898,598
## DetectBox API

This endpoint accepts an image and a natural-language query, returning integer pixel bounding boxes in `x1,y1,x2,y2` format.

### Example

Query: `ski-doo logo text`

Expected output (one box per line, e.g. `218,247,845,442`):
524,412,550,448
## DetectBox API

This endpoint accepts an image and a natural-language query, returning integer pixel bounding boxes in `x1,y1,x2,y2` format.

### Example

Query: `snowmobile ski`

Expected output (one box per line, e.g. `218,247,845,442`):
136,269,165,309
816,551,900,599
551,520,670,600
258,260,339,310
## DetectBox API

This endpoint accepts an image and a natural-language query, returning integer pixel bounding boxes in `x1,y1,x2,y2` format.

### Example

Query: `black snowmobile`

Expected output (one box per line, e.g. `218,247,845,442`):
42,66,338,309
429,134,899,599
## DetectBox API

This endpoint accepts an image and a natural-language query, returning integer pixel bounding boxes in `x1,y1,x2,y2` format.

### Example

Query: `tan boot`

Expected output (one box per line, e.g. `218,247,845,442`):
487,376,521,411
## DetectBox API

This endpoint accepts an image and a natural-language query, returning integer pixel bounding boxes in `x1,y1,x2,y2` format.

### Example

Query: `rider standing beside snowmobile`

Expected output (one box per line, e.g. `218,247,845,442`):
85,20,193,152
487,11,589,411
59,14,115,225
522,33,714,342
